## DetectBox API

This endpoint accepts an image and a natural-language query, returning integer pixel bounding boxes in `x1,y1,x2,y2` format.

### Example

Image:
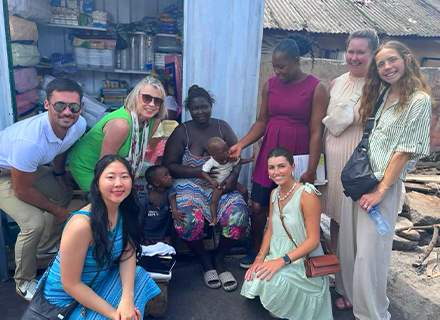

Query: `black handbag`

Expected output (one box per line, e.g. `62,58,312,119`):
341,90,387,201
21,217,120,320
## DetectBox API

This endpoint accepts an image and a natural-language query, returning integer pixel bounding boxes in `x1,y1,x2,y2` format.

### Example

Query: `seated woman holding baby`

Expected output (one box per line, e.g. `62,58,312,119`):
162,85,249,292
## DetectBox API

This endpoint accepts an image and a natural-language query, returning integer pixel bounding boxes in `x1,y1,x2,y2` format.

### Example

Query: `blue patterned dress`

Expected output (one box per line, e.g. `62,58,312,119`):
41,210,160,319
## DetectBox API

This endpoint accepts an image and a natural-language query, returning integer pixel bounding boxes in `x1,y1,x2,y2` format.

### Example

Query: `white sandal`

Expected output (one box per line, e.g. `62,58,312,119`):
203,269,221,289
218,271,238,292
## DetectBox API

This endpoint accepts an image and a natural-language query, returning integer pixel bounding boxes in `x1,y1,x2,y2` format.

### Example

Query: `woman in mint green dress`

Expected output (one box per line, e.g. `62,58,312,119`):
69,76,167,192
241,147,332,320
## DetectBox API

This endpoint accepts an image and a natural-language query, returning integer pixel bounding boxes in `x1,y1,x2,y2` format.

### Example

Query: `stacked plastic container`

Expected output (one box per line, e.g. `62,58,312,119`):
9,15,41,119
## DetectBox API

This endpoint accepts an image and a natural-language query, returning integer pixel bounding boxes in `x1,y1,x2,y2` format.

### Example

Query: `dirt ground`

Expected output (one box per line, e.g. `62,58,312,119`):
387,249,440,319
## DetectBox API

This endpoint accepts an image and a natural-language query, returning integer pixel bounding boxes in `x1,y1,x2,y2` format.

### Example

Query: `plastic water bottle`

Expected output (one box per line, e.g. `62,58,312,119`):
369,206,391,235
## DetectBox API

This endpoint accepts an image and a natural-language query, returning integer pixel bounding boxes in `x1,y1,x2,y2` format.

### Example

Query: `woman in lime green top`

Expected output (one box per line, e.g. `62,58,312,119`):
69,76,167,191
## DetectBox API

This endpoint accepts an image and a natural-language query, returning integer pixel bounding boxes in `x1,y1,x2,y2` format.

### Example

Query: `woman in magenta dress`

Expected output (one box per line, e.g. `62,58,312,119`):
230,34,328,268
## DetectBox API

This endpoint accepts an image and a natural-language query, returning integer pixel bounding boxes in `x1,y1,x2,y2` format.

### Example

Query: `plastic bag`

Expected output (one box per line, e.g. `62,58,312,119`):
13,67,38,93
8,0,51,23
16,89,39,116
11,44,40,67
9,16,38,43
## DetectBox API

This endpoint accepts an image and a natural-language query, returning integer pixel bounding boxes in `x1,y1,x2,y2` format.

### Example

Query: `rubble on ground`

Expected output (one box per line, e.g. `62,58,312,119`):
392,163,440,276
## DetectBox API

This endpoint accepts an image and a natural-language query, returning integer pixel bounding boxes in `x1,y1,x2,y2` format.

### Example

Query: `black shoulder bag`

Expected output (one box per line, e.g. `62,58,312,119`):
341,90,387,201
21,217,120,320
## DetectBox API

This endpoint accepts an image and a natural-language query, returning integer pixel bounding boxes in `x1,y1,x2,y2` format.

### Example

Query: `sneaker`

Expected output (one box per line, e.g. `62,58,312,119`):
239,251,258,269
16,279,38,302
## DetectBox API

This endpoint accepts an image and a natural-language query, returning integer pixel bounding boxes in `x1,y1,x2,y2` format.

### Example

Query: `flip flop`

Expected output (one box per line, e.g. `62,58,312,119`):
335,297,353,311
203,269,221,289
218,271,238,292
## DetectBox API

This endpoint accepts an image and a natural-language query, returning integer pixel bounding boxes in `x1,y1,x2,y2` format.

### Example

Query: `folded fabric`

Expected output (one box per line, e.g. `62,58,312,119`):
141,242,176,256
13,67,38,93
16,89,39,116
9,15,38,43
11,43,40,67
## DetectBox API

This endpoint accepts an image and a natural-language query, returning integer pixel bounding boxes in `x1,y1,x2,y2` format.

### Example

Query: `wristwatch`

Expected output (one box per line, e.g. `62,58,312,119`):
282,254,291,265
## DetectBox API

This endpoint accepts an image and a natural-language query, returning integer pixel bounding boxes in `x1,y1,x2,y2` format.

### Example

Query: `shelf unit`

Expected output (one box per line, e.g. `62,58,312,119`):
38,23,107,32
128,31,179,38
77,67,150,75
36,23,178,76
35,64,151,75
40,24,178,38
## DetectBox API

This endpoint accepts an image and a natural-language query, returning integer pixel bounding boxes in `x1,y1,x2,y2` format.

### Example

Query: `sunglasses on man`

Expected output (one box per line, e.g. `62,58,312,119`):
50,101,82,113
141,94,164,107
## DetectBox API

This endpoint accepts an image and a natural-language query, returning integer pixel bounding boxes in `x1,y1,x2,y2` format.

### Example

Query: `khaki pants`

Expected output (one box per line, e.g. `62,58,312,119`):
0,166,73,286
336,181,402,320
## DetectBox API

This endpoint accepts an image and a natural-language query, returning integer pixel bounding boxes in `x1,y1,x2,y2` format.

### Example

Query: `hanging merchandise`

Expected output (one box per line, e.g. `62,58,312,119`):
9,16,38,44
8,0,51,23
13,67,38,93
11,44,40,67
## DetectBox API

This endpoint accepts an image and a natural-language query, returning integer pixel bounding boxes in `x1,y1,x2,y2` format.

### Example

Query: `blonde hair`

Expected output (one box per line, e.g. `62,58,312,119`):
359,41,433,124
124,76,167,120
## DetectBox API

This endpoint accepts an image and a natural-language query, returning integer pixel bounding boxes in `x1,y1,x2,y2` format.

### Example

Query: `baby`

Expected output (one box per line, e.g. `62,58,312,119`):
202,137,253,226
139,165,186,245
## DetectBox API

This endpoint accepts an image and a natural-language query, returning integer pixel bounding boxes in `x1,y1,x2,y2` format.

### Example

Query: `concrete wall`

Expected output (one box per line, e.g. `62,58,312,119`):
263,31,440,67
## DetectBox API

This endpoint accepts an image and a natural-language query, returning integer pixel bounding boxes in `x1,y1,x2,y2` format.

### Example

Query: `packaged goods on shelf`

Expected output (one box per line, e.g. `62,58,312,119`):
9,16,38,44
51,53,76,75
102,88,128,108
50,5,80,25
82,0,94,14
16,89,40,116
155,53,166,68
74,47,115,69
72,37,116,50
8,0,51,23
102,79,128,89
91,10,107,28
11,44,40,67
13,67,38,93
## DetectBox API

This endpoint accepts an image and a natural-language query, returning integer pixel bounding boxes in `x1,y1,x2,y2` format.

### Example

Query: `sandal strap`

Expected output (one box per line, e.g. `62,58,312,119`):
218,271,236,284
204,269,219,282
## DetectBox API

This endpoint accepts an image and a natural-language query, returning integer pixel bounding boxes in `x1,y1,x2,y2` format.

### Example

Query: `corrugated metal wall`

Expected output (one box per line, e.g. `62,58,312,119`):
0,1,13,130
183,0,265,186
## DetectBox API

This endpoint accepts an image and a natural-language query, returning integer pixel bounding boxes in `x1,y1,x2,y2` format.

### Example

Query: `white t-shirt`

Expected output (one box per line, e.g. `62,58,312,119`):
202,158,240,184
165,95,180,112
0,112,86,172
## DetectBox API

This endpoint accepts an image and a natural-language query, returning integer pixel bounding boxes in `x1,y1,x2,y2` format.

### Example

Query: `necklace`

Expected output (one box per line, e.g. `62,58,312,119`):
277,182,297,201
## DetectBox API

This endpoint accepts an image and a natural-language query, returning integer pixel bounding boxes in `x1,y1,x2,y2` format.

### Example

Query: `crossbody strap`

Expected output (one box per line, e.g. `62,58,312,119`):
362,89,387,140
